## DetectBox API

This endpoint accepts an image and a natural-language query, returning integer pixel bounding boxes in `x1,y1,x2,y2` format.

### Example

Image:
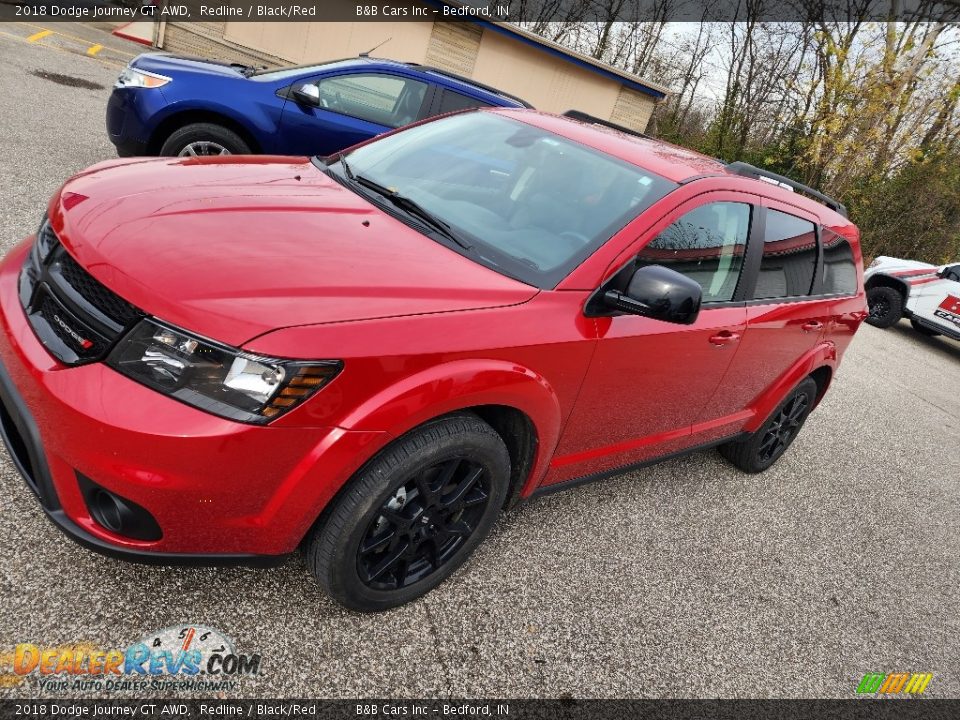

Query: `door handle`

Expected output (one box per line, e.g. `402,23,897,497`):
709,330,741,346
801,321,824,332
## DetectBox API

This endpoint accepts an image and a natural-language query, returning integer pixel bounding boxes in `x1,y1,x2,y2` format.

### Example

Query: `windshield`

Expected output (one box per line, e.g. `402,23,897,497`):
332,112,677,288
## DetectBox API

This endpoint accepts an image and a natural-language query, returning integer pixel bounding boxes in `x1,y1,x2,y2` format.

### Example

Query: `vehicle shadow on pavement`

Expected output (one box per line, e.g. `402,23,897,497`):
888,321,960,362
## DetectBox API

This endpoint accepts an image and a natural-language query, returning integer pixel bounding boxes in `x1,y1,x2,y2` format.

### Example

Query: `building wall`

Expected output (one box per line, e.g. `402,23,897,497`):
470,29,625,120
159,19,660,132
160,21,286,65
423,22,482,75
222,21,436,65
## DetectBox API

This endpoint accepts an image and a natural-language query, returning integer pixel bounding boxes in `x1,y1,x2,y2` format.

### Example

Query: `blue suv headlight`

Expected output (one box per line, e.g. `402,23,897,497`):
115,66,171,89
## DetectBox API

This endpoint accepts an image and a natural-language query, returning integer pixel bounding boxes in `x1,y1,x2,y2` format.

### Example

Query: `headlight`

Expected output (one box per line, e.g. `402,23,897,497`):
107,319,341,424
115,66,171,89
32,214,58,266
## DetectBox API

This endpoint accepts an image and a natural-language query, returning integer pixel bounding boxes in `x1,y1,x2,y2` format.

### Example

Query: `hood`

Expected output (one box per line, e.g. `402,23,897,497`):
50,157,538,347
868,256,938,276
131,52,251,79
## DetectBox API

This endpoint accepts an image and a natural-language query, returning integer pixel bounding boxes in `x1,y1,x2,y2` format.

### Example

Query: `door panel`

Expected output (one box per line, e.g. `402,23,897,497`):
544,306,748,484
698,202,830,432
279,104,387,156
544,197,755,486
911,271,960,332
278,72,429,156
696,298,829,433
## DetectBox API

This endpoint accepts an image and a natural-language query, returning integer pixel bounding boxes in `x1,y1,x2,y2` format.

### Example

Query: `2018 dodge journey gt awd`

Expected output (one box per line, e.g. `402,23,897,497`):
0,109,866,611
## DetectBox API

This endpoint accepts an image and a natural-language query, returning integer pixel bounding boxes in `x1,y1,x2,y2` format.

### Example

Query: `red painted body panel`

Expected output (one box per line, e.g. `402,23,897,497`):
0,242,386,554
0,110,867,560
50,156,537,346
495,110,731,184
545,304,748,484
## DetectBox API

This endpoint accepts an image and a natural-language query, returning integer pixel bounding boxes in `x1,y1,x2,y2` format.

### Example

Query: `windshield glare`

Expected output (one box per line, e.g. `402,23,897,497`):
339,112,677,287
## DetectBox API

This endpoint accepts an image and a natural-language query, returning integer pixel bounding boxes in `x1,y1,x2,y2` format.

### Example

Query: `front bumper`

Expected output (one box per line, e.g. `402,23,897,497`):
0,240,387,562
0,354,282,566
106,87,162,157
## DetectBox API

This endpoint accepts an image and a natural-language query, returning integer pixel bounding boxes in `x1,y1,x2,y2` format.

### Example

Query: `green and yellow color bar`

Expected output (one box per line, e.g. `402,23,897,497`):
857,672,933,695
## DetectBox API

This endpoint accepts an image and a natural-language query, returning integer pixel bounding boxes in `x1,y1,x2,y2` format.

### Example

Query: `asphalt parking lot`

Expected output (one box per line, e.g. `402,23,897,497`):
0,22,959,700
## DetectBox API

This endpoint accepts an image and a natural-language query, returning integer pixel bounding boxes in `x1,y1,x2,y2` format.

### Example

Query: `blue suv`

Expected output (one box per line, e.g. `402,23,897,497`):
106,54,530,157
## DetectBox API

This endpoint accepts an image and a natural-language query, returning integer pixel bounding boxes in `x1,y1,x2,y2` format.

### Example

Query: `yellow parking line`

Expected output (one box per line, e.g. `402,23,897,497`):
0,28,126,69
87,44,104,57
20,22,136,58
26,29,52,43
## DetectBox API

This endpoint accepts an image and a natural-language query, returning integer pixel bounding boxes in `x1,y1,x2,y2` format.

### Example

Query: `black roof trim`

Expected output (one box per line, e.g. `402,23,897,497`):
562,110,650,139
726,161,848,218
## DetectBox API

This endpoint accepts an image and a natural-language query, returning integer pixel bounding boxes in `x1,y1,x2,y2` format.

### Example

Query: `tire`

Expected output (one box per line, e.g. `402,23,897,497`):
718,377,818,474
865,286,903,328
306,414,510,612
159,123,251,157
910,318,940,336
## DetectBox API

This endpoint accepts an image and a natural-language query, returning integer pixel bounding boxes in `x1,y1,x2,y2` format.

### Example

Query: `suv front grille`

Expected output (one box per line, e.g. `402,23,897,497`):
57,251,142,327
20,230,144,365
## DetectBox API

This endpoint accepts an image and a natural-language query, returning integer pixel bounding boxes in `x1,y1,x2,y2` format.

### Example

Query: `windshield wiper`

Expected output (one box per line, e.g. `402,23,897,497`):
338,153,356,180
338,157,473,251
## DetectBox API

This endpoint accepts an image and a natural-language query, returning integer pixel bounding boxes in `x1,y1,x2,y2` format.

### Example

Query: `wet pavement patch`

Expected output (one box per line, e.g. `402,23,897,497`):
31,71,104,90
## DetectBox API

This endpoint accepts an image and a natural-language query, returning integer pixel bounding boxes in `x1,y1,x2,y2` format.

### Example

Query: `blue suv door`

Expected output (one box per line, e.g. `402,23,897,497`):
278,71,432,155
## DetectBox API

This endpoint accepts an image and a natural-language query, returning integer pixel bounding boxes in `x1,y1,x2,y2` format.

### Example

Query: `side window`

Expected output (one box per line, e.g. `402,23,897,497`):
316,74,428,128
821,229,858,295
755,209,817,300
436,89,493,115
942,265,960,283
636,202,750,303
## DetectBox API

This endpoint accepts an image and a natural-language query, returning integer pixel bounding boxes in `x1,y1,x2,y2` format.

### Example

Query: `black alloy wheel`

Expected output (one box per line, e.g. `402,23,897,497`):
865,286,903,328
757,393,808,464
307,413,510,612
357,457,491,590
869,295,890,319
718,377,818,473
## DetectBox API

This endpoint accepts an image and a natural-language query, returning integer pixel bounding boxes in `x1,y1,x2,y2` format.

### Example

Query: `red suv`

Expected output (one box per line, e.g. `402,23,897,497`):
0,110,866,610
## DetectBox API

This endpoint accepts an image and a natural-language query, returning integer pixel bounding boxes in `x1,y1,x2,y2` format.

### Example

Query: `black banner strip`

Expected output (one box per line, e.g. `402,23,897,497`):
1,0,958,24
1,700,960,720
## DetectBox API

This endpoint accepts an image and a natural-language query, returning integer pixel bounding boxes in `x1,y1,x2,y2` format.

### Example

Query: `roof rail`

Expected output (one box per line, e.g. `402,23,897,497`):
405,63,533,107
562,110,650,139
726,161,848,218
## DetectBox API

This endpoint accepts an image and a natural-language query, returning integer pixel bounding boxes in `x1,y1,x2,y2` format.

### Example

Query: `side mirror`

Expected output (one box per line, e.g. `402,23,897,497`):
603,265,702,324
292,83,321,107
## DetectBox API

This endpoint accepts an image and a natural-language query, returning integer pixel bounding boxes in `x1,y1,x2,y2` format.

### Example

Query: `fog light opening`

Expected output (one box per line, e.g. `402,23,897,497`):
91,489,123,533
77,473,163,541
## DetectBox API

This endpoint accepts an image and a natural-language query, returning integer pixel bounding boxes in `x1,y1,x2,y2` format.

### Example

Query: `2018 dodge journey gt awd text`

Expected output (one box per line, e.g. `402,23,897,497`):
0,109,866,611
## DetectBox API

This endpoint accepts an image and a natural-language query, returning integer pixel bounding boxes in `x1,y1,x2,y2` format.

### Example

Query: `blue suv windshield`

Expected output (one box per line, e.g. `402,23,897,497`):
249,59,358,81
334,112,677,288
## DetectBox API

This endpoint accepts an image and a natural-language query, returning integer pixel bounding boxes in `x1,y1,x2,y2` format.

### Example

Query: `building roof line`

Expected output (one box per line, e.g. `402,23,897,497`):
483,21,671,99
420,1,671,99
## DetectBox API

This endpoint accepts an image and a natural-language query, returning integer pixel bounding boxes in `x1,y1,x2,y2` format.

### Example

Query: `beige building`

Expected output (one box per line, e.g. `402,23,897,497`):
154,5,669,132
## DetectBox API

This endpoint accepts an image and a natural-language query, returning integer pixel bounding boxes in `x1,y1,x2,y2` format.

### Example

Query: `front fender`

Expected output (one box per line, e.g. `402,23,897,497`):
149,97,276,151
743,342,838,433
340,358,564,493
865,272,910,296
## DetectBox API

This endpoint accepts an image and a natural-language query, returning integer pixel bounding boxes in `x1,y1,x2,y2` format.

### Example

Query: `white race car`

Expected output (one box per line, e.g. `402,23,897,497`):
864,256,960,339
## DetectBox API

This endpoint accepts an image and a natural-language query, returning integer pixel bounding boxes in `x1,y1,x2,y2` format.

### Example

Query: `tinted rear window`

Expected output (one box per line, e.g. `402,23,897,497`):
437,90,492,114
755,210,817,299
821,230,858,295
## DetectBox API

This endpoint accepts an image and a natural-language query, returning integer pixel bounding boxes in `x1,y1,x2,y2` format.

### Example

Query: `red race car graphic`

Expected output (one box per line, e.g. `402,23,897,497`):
934,295,960,328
